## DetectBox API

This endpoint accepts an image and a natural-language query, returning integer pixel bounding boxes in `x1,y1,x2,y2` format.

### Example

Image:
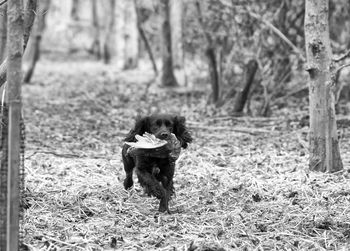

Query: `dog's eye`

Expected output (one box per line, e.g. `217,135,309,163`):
165,120,172,127
156,120,162,126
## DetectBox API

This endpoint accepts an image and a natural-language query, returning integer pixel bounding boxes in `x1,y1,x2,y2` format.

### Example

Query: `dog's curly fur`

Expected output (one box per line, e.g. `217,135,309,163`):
122,114,192,212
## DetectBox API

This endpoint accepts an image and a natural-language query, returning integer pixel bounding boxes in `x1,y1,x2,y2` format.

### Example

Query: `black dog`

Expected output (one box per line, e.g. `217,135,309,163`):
122,114,192,212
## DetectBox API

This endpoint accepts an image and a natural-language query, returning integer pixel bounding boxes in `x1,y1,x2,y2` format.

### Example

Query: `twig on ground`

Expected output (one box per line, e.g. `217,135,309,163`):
42,236,86,250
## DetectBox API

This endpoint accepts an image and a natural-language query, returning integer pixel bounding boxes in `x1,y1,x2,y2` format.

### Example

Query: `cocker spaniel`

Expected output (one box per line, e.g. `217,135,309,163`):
122,114,192,212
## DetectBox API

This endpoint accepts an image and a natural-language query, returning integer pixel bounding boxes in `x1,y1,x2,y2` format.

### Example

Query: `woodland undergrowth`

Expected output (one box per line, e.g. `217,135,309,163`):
22,56,350,251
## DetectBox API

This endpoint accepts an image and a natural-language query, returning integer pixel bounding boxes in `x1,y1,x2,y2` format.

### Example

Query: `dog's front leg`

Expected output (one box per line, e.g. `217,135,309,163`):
159,175,175,213
122,147,135,190
159,195,170,213
136,169,168,212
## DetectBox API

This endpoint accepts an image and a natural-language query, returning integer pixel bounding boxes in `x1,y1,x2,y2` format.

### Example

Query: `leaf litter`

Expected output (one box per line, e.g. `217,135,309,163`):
22,57,350,250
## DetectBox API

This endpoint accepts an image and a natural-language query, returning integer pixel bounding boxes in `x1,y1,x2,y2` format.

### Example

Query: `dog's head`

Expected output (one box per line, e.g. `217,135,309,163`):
124,114,192,149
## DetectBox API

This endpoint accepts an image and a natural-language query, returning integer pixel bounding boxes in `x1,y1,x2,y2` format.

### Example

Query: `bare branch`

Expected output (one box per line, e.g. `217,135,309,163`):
194,1,213,47
0,0,6,7
333,49,350,62
335,62,350,74
0,58,6,84
134,0,158,75
247,11,306,62
23,0,38,52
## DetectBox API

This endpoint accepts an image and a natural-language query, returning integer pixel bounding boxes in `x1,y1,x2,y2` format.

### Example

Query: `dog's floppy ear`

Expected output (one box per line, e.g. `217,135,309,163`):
124,116,150,142
173,116,192,149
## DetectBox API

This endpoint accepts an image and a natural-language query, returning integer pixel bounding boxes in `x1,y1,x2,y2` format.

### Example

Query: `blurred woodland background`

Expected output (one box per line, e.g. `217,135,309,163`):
18,0,350,116
0,0,350,250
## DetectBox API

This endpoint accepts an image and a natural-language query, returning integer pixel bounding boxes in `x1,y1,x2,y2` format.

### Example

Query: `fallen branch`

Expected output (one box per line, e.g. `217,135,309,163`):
188,124,273,135
203,116,283,123
25,150,109,159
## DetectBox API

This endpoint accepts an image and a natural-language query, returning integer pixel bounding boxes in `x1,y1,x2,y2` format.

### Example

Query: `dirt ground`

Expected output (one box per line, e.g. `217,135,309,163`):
22,56,350,251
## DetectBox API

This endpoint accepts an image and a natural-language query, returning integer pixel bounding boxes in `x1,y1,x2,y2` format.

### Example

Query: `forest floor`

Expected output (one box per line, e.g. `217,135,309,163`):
22,55,350,251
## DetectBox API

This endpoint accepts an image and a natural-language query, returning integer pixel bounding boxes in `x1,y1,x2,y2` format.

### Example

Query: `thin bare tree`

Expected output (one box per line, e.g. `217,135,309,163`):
90,0,101,59
123,0,138,69
233,59,258,113
169,0,183,69
71,0,80,21
0,0,37,88
6,0,24,248
134,0,158,75
305,0,343,172
23,0,51,83
160,0,178,87
195,1,220,103
102,0,116,64
0,3,6,62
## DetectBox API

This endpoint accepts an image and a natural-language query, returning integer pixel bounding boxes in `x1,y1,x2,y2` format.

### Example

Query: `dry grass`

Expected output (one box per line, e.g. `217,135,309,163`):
21,58,350,251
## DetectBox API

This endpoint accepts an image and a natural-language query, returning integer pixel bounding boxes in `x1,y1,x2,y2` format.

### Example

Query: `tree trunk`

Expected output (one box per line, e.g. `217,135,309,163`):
23,0,37,53
260,83,272,117
333,71,341,114
206,47,219,103
233,59,258,113
123,0,138,69
90,0,101,59
23,0,50,83
102,0,116,64
0,0,37,88
71,0,80,21
134,0,157,75
305,0,342,172
0,3,7,63
114,0,125,65
0,1,36,243
6,0,24,249
0,104,8,251
195,1,220,103
169,0,183,69
161,0,178,87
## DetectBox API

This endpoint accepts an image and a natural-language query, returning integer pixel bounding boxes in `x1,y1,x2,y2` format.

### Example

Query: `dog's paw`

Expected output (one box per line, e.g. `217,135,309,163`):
123,178,133,190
